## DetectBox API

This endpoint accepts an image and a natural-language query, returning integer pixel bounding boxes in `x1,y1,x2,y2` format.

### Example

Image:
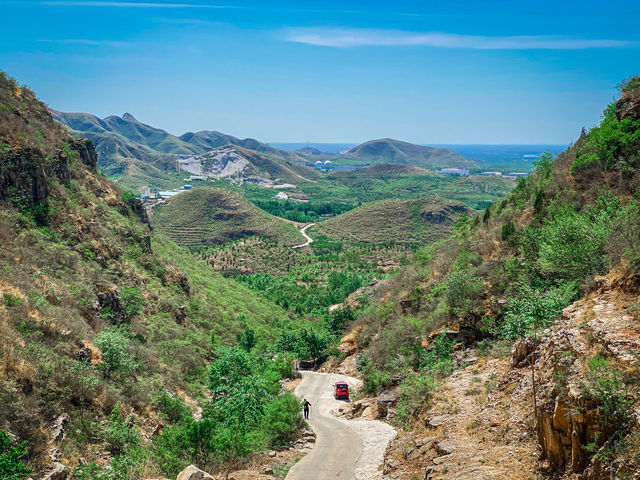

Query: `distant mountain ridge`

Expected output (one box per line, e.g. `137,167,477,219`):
51,110,315,189
51,110,475,188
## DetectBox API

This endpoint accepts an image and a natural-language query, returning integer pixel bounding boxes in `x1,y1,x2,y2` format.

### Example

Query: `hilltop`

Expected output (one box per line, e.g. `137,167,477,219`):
341,138,476,169
153,187,306,248
311,197,469,246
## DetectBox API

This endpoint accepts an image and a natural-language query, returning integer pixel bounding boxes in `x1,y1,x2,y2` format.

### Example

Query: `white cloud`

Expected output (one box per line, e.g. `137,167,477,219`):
40,1,240,8
37,38,128,47
284,28,631,50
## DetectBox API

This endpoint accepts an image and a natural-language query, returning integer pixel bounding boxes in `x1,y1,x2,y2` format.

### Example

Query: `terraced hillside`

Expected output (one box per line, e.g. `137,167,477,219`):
153,187,305,248
311,196,469,245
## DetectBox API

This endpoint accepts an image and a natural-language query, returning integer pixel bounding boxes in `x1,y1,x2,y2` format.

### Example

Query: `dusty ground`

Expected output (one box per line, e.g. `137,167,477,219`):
383,356,539,480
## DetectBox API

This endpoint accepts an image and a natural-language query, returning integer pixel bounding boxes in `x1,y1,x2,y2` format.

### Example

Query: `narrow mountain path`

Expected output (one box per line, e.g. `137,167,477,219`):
287,371,396,480
292,223,315,249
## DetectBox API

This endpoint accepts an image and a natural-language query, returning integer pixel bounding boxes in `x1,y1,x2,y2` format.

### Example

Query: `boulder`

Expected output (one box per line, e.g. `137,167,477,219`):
510,337,536,368
41,463,69,480
176,465,215,480
425,414,450,428
435,441,455,456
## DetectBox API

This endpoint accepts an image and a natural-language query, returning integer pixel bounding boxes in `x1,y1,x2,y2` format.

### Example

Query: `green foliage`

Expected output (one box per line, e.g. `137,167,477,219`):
153,391,191,425
0,430,32,480
104,403,140,456
443,268,483,317
326,307,355,337
94,327,138,377
359,357,389,395
2,294,23,308
395,373,436,423
619,76,640,93
421,332,455,376
258,393,303,448
499,283,575,339
571,103,640,175
119,287,145,319
253,199,354,223
583,355,632,429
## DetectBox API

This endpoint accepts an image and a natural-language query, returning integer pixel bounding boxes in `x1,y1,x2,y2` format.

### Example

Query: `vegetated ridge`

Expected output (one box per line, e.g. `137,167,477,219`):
0,72,307,479
153,186,306,248
335,76,640,479
311,196,469,246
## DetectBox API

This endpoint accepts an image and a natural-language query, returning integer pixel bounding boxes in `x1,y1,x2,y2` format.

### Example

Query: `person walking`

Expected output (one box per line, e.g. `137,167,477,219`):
303,398,311,420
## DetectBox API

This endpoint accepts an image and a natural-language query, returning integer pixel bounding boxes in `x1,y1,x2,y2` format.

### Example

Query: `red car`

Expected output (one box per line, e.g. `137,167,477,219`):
334,382,350,399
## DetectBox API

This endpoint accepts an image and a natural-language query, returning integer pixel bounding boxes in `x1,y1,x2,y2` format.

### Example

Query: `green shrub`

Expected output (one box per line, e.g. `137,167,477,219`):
153,391,191,425
583,355,632,429
119,287,145,319
104,403,140,456
259,393,303,448
0,430,32,480
361,362,389,395
395,373,435,423
443,268,483,317
2,294,23,308
94,327,138,376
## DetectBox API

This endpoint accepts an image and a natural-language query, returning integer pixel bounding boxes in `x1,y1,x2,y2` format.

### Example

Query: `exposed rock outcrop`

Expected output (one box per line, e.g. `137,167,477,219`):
175,465,215,480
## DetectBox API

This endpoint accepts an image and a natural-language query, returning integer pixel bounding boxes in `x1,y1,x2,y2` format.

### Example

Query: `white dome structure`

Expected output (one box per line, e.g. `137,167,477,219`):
314,161,323,169
323,160,333,169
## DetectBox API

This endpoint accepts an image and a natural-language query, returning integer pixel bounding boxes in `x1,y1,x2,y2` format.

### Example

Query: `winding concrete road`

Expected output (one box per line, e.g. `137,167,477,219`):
292,223,315,249
287,372,396,480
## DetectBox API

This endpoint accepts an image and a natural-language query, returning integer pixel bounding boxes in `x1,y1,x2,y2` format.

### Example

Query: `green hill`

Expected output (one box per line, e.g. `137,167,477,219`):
352,77,640,479
0,72,292,475
311,197,469,245
153,187,306,248
341,138,476,169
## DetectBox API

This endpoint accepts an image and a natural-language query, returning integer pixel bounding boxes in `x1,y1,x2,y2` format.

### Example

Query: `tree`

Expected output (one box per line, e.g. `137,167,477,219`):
501,284,575,421
0,430,32,480
208,347,269,480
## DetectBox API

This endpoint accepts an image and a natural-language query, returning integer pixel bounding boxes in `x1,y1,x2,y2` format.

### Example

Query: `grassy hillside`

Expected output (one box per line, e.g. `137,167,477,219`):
351,77,640,479
340,138,477,169
312,197,469,246
1,72,299,478
153,187,305,248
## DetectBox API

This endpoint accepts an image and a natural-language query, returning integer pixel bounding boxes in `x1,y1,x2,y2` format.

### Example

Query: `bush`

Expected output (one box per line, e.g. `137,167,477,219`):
94,327,138,377
361,362,389,395
443,268,483,317
153,391,191,425
395,373,435,423
259,393,303,448
104,403,140,456
119,287,145,319
0,430,32,480
583,355,632,429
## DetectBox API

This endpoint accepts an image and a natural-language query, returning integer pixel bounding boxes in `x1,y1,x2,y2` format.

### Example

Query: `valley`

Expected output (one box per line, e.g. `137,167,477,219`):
1,67,640,480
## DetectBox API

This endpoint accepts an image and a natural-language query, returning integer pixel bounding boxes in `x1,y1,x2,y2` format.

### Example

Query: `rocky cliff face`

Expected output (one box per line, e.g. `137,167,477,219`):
531,271,640,479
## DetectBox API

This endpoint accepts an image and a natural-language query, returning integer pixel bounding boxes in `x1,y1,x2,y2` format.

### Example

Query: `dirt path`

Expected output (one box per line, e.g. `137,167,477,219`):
292,223,315,249
287,372,396,480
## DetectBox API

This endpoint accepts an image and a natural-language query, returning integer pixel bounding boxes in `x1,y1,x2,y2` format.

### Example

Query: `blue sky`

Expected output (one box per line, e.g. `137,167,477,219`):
1,0,639,143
